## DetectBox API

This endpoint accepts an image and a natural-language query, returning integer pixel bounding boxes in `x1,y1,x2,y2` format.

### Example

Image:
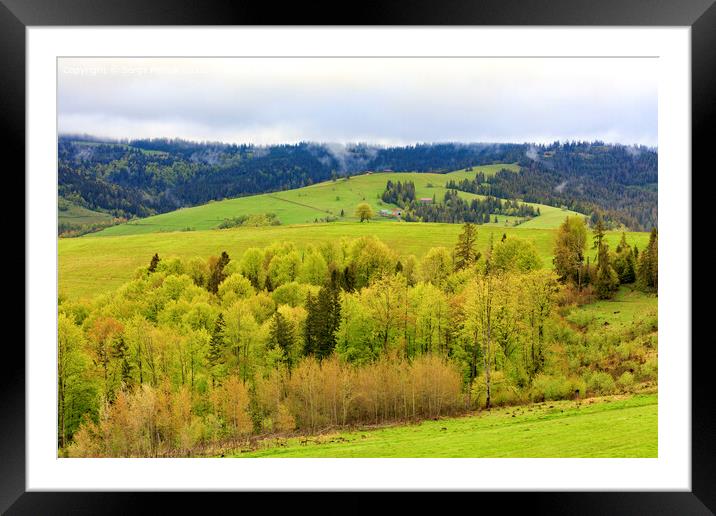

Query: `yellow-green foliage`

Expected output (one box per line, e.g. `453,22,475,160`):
59,234,657,457
60,221,650,301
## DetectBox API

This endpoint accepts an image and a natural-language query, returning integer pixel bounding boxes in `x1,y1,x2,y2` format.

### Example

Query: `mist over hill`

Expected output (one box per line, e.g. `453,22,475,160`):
58,136,657,231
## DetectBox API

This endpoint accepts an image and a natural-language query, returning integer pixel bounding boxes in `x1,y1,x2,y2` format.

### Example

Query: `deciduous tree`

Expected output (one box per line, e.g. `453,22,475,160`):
553,216,587,288
355,202,374,222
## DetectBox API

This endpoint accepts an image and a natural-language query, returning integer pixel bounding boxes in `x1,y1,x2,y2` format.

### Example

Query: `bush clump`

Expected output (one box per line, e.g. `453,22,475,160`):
617,371,635,391
586,371,616,395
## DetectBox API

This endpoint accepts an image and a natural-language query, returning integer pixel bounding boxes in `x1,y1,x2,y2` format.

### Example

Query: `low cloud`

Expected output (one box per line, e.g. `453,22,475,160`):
58,57,658,146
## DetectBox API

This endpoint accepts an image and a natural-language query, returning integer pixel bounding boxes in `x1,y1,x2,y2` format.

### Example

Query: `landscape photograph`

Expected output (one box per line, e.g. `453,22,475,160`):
56,57,658,458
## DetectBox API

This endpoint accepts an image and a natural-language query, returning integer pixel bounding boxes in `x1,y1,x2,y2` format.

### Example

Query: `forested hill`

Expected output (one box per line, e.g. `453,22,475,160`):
449,142,658,230
58,136,657,230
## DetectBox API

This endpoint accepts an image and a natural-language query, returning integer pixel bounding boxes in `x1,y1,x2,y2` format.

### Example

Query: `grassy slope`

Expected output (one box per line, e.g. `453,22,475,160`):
59,223,650,300
58,199,114,227
230,394,657,458
566,287,658,335
94,163,581,236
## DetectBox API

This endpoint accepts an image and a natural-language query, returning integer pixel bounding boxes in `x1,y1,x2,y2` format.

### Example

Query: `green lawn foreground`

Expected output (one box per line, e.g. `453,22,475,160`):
229,394,657,458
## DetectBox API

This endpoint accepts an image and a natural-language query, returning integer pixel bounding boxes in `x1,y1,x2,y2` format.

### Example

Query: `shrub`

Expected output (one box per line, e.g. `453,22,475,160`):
530,374,573,402
472,371,521,408
567,310,596,329
556,284,595,308
587,371,616,395
616,339,640,360
638,356,658,382
274,403,296,432
617,371,635,391
217,213,280,229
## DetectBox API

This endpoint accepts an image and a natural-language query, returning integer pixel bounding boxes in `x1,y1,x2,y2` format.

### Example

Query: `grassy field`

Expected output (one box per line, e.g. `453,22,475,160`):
566,287,658,336
93,163,584,237
58,161,640,300
228,394,657,458
58,222,651,300
448,164,515,177
58,198,114,227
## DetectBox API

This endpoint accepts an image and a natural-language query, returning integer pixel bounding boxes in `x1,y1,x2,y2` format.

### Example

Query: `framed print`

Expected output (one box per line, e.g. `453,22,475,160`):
4,0,714,512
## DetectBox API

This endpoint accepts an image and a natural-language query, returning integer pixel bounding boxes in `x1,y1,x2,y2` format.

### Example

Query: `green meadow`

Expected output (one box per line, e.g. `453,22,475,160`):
58,198,114,227
59,222,650,301
57,162,645,300
231,394,657,458
93,163,579,237
566,287,658,336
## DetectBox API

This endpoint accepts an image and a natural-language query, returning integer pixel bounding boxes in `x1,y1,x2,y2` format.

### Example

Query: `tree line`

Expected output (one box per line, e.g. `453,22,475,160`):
480,142,657,231
381,180,537,224
58,137,657,232
553,215,658,299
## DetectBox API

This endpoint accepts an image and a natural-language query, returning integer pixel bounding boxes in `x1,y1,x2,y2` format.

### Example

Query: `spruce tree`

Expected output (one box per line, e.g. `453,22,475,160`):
342,265,355,292
270,312,295,371
207,251,231,294
592,214,606,257
148,253,160,273
303,293,318,356
454,222,478,270
207,313,226,386
636,228,658,291
594,244,619,299
112,335,132,389
304,279,342,360
613,233,636,284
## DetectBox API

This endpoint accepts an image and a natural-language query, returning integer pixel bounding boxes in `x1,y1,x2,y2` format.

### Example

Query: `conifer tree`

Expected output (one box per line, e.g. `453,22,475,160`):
593,244,619,299
207,251,231,294
342,265,356,292
637,228,658,291
207,313,226,386
613,233,636,284
112,335,132,389
303,276,342,360
303,292,318,356
592,214,606,257
270,311,295,372
454,222,478,270
148,253,160,273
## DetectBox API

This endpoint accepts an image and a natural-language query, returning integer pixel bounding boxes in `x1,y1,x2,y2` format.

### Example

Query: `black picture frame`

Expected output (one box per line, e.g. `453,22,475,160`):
4,0,713,512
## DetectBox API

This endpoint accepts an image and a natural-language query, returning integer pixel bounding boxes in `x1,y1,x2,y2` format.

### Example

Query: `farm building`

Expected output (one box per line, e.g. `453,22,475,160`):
379,208,403,218
418,197,433,204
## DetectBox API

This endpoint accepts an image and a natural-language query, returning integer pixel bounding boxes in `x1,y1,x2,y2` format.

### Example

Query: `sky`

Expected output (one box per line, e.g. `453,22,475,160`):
58,57,658,147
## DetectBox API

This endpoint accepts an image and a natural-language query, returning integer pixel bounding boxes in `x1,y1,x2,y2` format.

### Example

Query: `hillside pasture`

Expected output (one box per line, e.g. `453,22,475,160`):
58,198,114,227
92,163,575,237
230,394,657,458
